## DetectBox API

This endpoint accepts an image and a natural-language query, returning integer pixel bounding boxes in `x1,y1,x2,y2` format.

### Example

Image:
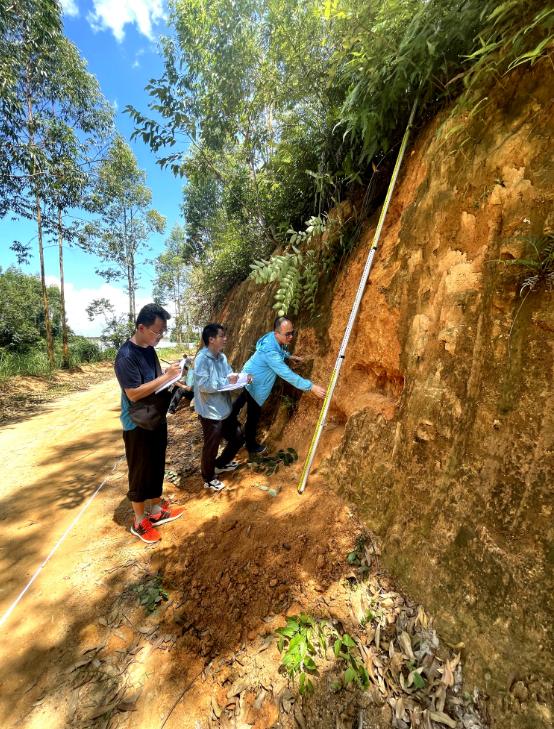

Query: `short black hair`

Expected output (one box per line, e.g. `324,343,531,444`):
274,315,292,331
136,303,171,328
202,322,225,346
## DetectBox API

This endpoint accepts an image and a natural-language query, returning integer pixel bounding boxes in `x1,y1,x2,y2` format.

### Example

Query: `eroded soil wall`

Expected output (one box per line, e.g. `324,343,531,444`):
223,66,553,727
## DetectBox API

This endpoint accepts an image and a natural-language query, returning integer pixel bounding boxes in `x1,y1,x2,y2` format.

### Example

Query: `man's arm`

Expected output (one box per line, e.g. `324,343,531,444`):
266,352,325,398
124,361,181,402
265,350,312,391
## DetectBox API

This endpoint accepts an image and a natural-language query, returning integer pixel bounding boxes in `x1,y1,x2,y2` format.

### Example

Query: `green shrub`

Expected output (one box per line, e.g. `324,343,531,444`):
0,338,113,380
68,336,103,364
131,0,553,315
332,0,553,169
0,349,52,379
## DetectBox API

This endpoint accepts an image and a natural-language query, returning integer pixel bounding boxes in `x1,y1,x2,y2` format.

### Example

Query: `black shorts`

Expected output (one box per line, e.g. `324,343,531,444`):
122,423,167,502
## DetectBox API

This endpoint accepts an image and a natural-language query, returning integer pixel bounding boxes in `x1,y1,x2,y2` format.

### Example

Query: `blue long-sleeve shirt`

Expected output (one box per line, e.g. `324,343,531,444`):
242,331,312,406
193,347,233,420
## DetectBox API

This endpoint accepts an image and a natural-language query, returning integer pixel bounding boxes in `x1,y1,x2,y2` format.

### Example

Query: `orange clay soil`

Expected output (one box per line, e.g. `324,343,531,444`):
0,379,483,729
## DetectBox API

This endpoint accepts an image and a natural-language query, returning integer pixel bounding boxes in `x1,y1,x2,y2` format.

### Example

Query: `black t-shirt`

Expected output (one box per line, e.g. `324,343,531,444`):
114,340,160,430
114,339,158,390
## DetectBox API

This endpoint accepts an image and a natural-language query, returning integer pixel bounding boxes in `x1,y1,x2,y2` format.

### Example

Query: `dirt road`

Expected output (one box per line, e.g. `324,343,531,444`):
0,378,132,721
0,378,123,616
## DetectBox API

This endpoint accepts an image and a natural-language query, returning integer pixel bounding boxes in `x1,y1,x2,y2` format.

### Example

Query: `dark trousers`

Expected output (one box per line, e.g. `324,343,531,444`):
198,413,244,482
232,389,262,450
123,423,167,503
168,387,193,413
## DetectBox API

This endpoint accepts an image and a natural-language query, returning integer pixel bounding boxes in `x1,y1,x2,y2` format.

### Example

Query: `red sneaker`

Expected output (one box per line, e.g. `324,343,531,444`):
150,500,185,526
131,517,161,544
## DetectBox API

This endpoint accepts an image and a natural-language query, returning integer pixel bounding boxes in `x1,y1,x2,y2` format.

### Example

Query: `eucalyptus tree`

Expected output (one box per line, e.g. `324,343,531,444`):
83,136,166,324
0,0,112,366
127,0,339,291
86,297,131,349
152,224,189,344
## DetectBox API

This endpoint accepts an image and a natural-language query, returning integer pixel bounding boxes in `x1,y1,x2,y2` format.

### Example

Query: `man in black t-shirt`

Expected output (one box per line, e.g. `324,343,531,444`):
114,303,184,544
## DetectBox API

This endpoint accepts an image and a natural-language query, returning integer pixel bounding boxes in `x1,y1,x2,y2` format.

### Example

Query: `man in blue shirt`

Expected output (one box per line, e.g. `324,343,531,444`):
194,323,250,491
114,303,185,544
233,316,325,455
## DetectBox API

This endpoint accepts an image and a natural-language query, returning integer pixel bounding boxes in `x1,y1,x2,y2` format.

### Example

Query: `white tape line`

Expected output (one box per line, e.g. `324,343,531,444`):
0,457,122,628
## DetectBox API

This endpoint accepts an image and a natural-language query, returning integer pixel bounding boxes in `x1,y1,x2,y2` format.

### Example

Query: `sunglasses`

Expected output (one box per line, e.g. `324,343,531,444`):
282,330,296,338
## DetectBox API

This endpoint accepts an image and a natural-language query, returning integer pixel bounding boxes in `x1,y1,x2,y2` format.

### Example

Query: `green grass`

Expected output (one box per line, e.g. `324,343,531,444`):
0,337,114,380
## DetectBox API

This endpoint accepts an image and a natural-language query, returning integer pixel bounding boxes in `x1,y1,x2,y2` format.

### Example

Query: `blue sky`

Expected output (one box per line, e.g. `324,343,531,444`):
0,0,188,335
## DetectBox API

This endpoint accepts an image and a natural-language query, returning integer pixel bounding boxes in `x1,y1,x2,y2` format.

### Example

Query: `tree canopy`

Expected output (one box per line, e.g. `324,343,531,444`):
82,135,166,324
129,0,553,316
0,267,62,352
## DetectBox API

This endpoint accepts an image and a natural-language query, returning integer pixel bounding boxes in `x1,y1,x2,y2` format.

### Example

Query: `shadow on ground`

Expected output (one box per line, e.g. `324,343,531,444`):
4,460,361,728
0,429,124,611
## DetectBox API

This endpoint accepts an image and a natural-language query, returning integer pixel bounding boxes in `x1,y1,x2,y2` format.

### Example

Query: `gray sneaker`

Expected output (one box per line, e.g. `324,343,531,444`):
215,460,239,474
204,478,225,492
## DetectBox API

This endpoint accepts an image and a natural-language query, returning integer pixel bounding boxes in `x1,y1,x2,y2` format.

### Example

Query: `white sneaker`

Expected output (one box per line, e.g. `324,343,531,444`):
215,460,239,474
204,478,225,492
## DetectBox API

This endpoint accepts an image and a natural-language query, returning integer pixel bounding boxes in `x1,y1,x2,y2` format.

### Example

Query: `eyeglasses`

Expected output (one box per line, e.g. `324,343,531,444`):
148,327,166,338
282,330,296,338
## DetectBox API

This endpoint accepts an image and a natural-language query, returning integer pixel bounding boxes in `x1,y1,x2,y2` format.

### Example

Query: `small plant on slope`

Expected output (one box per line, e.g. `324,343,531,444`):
500,233,554,296
133,573,169,613
333,632,370,689
275,612,371,695
275,613,328,694
247,447,298,475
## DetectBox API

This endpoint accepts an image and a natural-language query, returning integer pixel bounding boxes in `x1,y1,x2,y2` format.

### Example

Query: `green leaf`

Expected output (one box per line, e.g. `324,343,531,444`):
411,670,426,689
342,633,356,648
344,667,357,685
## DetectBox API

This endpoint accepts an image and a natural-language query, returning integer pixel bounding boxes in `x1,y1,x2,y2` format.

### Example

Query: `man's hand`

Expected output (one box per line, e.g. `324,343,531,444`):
311,384,326,399
164,362,182,380
289,355,304,363
174,381,192,391
228,373,239,384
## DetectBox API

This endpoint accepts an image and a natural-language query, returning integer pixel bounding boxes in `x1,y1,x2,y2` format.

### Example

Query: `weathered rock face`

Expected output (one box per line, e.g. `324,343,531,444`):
222,66,553,726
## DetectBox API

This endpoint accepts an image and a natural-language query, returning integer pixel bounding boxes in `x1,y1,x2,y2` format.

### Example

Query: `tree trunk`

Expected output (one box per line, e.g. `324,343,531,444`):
127,260,136,326
27,89,54,367
175,275,182,345
36,195,55,367
124,209,135,325
131,275,136,324
58,207,70,368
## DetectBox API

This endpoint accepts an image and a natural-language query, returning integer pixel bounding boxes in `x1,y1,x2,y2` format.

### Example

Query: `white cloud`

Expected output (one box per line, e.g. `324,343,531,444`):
132,48,145,68
87,0,165,42
45,278,156,337
60,0,79,17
